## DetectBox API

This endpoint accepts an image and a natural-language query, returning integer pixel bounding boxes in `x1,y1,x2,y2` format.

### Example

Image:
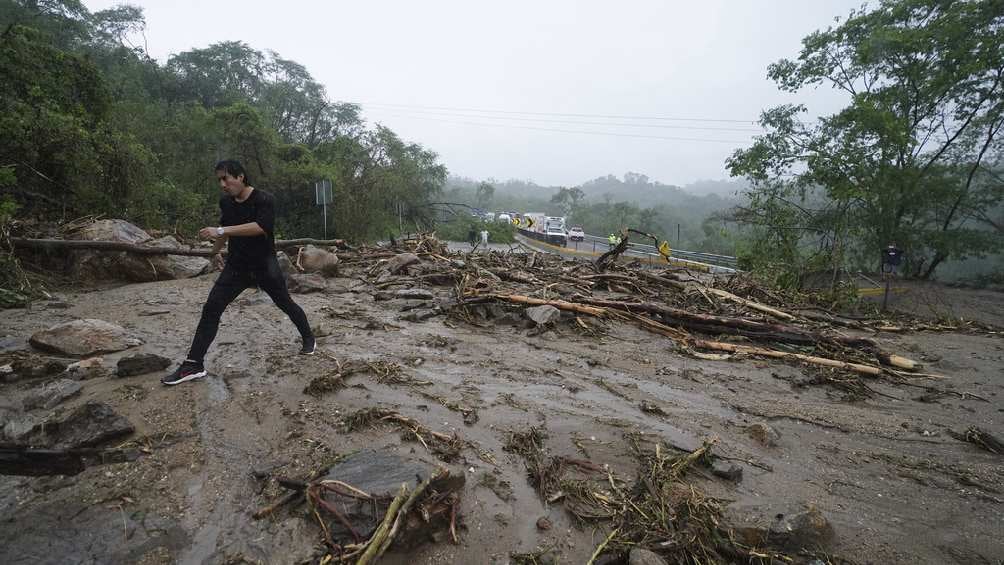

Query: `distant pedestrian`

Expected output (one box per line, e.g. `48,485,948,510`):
480,229,489,246
468,227,477,247
882,243,903,276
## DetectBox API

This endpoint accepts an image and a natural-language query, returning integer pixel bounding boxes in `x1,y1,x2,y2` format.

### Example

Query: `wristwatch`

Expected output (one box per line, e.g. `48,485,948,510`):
216,227,225,236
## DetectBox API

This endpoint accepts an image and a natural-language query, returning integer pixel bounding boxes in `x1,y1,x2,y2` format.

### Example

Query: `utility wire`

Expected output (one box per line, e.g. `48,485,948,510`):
366,112,753,144
347,100,758,124
363,106,765,133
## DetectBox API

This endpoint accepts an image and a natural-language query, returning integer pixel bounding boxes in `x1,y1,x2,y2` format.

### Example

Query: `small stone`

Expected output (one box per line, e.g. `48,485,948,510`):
768,507,835,550
116,353,172,377
64,357,109,380
22,379,83,410
711,459,743,482
746,422,781,447
536,516,552,531
628,548,669,565
525,305,561,326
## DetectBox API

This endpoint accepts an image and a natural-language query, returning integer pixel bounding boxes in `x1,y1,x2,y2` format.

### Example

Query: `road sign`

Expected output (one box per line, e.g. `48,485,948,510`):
315,179,333,238
315,179,332,205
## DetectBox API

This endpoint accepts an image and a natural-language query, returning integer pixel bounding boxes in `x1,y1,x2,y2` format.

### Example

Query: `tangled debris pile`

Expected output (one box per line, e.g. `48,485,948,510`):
338,233,957,395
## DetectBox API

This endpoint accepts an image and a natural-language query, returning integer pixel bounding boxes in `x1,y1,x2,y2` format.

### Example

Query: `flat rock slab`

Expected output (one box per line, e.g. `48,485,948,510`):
22,378,83,410
30,319,141,357
288,274,327,294
318,450,463,543
17,401,134,448
116,353,171,377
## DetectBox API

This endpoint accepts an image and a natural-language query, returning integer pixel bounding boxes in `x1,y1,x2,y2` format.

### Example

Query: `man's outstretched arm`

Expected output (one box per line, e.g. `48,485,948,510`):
198,222,264,240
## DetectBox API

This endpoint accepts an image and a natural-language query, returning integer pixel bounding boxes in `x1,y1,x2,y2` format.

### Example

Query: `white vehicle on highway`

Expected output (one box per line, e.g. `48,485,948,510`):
568,226,585,241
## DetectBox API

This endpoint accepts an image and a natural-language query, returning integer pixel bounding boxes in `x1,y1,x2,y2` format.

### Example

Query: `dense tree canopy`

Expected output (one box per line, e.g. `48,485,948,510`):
728,0,1004,281
0,0,446,241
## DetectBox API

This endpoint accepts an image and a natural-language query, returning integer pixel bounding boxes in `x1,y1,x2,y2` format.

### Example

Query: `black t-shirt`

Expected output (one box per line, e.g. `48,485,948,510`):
219,188,276,269
883,247,903,266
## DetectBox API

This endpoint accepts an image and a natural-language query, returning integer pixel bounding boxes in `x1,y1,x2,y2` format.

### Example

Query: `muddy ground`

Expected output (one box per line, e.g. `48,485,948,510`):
1,251,1002,565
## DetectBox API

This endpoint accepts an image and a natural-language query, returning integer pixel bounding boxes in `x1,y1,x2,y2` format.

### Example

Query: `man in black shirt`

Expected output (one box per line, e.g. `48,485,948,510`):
163,160,315,385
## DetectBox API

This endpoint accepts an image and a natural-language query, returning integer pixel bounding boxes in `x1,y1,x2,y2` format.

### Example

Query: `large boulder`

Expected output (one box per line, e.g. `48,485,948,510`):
296,245,340,277
317,450,464,545
147,235,210,280
383,253,420,275
29,319,141,357
15,401,134,448
68,219,157,282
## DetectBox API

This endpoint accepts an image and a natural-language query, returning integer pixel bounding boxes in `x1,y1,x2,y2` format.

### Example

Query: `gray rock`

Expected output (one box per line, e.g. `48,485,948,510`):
317,450,464,543
30,319,141,357
746,422,781,447
525,305,561,326
710,459,743,482
3,354,68,383
296,245,340,277
116,353,171,377
768,507,835,550
401,308,439,322
384,253,420,275
629,548,669,565
276,252,295,275
16,401,134,448
22,379,83,410
287,274,327,294
64,357,109,380
147,235,210,279
68,219,157,282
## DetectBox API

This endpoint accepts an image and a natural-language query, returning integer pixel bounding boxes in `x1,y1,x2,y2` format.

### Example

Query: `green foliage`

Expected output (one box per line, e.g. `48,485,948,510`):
0,0,446,241
729,0,1004,282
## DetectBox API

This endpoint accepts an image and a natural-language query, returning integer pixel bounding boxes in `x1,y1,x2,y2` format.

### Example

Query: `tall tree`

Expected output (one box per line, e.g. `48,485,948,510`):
728,0,1004,279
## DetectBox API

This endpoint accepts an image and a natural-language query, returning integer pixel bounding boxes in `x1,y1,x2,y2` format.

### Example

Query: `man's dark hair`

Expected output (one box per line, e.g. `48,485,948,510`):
214,160,250,185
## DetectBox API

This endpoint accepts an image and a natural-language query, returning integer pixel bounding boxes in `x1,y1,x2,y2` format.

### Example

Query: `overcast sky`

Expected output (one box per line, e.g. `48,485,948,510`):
85,0,862,187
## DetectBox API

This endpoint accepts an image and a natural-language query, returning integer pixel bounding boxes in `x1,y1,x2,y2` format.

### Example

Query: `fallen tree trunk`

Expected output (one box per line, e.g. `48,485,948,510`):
10,236,349,257
10,237,213,257
690,339,884,376
704,287,797,321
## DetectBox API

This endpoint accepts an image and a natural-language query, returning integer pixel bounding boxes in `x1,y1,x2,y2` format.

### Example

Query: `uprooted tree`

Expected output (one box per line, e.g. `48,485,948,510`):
727,0,1004,285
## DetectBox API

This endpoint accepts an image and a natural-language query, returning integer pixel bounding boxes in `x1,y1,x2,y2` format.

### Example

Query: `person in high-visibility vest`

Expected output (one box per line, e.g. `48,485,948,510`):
608,234,617,246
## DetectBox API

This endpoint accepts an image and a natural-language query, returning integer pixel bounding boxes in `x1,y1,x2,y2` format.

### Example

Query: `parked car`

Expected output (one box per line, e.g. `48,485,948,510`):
568,226,585,242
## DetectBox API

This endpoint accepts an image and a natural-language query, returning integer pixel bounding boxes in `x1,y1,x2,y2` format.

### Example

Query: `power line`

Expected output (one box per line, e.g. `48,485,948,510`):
363,107,765,133
347,100,758,124
366,112,753,144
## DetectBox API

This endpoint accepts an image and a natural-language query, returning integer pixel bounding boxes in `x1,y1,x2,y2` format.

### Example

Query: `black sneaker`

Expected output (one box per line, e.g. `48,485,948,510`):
161,361,207,386
300,337,316,355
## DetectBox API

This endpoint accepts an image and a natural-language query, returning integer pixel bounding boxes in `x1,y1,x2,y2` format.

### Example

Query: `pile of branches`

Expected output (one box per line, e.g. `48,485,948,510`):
502,424,822,564
325,233,954,396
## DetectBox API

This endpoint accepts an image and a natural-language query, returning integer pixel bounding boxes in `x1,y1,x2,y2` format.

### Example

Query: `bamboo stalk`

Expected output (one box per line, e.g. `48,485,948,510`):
356,484,409,565
586,527,620,565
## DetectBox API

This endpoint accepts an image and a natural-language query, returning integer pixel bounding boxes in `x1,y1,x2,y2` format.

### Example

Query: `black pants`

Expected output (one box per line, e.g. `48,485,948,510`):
187,256,313,363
